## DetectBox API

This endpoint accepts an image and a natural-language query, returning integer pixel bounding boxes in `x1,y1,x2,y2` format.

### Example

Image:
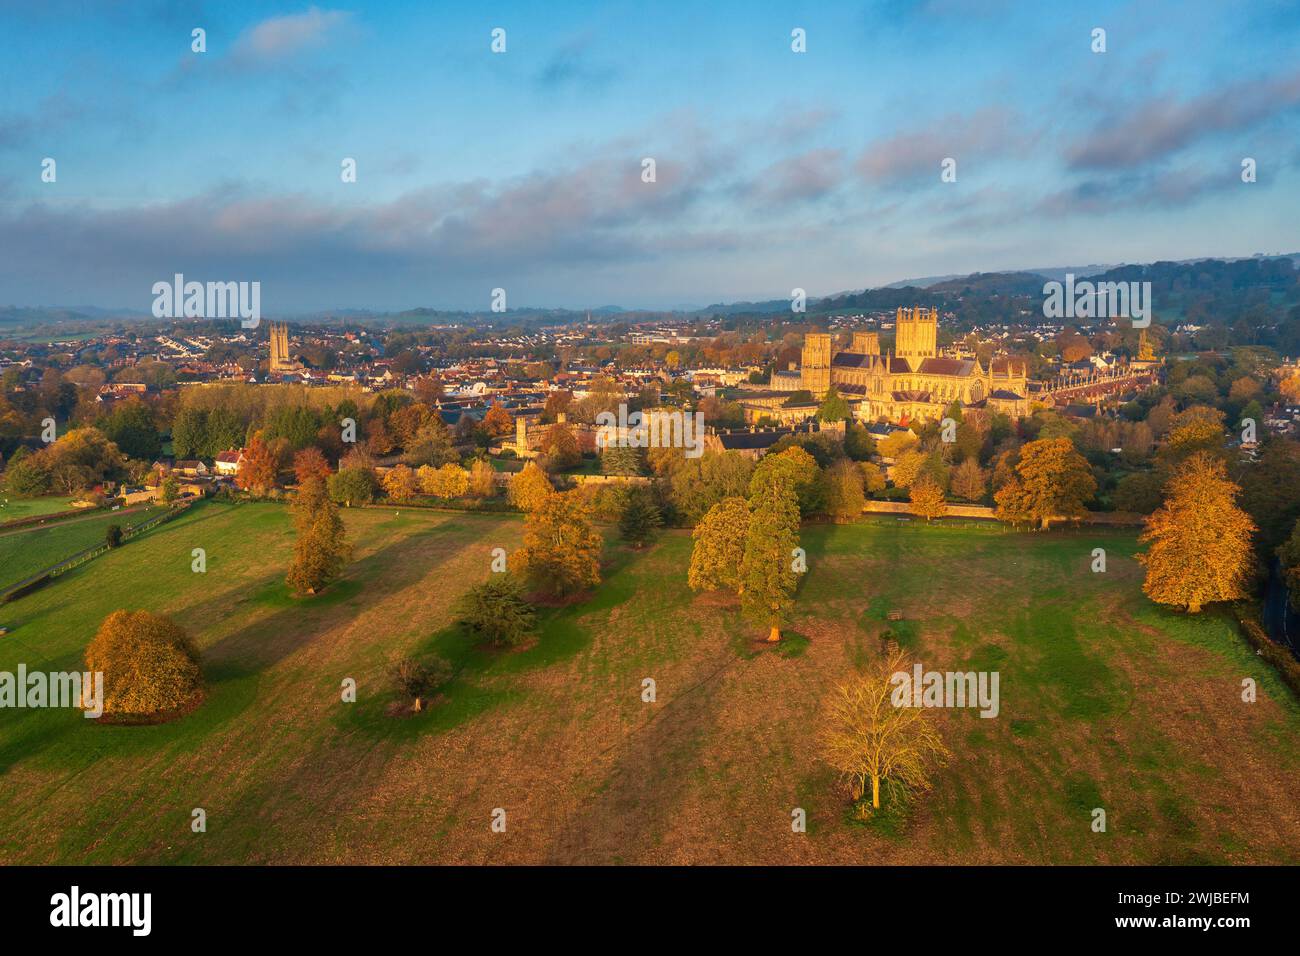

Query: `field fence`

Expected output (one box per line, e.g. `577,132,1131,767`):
0,502,191,605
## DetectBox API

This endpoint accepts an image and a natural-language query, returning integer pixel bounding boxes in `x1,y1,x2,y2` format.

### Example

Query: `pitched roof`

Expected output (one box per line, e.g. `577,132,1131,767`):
831,352,874,369
916,357,975,377
715,430,792,451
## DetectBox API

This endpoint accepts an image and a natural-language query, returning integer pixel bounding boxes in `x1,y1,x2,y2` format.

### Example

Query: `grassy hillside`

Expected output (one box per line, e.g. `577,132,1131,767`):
0,502,1296,864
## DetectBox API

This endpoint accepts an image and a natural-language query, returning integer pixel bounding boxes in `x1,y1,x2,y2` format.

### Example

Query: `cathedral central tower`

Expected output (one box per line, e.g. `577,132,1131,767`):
894,307,938,361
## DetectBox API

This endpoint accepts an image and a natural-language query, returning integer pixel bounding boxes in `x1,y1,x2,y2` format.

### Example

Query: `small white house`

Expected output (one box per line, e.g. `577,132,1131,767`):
214,449,245,476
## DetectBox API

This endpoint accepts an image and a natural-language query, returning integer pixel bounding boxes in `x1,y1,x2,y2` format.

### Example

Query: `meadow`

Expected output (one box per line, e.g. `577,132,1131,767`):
0,506,157,592
0,495,80,524
0,500,1296,864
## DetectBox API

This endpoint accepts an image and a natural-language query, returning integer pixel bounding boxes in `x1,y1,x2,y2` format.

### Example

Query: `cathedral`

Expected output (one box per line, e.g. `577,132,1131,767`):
771,307,1031,424
268,322,302,373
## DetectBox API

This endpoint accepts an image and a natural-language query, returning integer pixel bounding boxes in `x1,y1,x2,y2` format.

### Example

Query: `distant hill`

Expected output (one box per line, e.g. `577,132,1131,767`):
924,272,1050,296
4,253,1297,332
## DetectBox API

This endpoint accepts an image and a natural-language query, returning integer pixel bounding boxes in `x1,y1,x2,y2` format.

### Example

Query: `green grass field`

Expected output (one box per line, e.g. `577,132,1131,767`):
0,501,1297,864
0,496,81,524
0,506,161,591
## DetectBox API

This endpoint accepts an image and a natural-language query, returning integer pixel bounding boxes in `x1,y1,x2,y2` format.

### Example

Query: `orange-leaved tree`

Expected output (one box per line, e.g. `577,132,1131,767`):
1139,451,1256,613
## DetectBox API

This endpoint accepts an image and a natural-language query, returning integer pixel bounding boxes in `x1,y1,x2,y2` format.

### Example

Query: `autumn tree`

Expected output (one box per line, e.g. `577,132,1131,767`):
823,459,865,523
508,460,554,511
543,390,573,423
293,446,333,486
909,476,947,522
668,450,754,524
993,476,1033,527
42,428,126,495
741,476,800,642
482,403,514,438
286,476,351,595
412,374,444,406
468,458,497,498
237,432,279,496
539,421,581,471
419,462,469,498
820,644,951,815
382,464,419,501
1139,452,1257,612
515,492,602,597
950,458,988,502
877,429,919,459
388,404,435,449
405,417,457,467
455,575,537,647
364,417,397,456
891,449,928,489
1161,407,1226,463
688,496,750,593
84,610,202,717
861,464,886,499
999,437,1096,529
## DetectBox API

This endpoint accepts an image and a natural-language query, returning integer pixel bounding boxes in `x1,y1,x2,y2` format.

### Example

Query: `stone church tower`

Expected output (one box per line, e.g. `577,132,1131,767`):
269,323,296,372
799,332,832,397
894,307,938,361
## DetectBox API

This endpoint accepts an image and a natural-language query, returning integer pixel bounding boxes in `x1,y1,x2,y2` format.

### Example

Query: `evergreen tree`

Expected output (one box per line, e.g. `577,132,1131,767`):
454,575,537,648
601,444,644,476
618,487,662,548
817,385,849,423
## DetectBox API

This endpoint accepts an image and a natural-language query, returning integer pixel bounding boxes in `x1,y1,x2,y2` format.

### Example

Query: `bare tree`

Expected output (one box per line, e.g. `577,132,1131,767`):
820,644,951,815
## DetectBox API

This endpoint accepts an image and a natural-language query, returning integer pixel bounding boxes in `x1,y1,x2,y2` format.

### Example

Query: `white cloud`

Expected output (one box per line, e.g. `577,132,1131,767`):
232,7,351,63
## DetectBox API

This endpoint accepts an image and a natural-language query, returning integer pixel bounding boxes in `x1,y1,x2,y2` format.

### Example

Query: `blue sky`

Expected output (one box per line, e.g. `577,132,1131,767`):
1,0,1299,313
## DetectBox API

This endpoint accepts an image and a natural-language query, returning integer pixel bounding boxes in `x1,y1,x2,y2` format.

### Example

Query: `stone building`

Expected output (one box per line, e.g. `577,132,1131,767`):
772,307,1031,424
